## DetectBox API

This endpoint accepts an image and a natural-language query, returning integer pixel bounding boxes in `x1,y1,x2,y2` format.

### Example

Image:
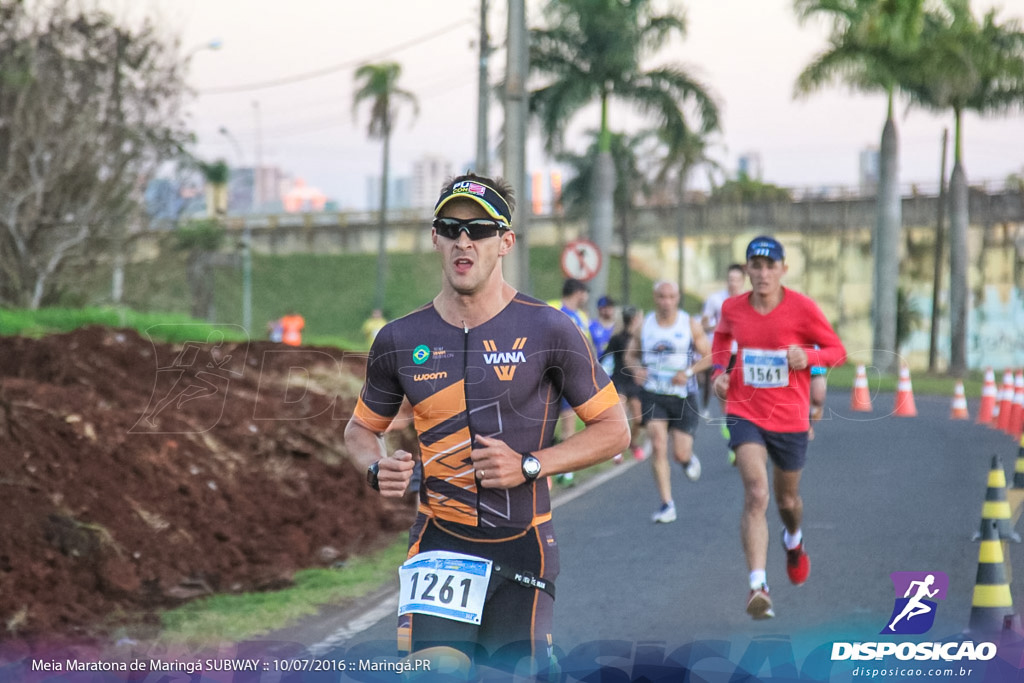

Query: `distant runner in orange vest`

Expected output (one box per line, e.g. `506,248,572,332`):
279,312,305,346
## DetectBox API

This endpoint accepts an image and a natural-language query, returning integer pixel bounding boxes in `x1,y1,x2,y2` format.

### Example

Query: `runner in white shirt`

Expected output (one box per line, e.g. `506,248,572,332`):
629,280,712,523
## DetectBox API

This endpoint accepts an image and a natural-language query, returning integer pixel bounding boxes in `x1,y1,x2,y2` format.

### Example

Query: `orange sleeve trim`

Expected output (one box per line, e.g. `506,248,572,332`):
575,383,621,423
353,398,395,433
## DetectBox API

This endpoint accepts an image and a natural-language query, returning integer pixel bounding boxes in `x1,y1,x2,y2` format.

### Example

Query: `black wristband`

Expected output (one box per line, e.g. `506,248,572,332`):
366,461,380,492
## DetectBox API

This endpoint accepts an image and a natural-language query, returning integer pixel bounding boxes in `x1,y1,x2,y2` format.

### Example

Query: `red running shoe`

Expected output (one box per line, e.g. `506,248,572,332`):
785,539,811,586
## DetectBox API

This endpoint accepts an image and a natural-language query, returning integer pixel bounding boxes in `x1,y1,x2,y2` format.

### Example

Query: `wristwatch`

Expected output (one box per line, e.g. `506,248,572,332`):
366,461,380,491
684,367,694,380
521,452,542,482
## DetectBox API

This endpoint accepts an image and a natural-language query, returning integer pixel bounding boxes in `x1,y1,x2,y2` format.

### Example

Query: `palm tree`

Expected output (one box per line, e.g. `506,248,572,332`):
557,129,657,304
651,129,724,297
901,1,1024,376
529,0,720,311
793,0,926,374
353,62,418,311
199,159,230,217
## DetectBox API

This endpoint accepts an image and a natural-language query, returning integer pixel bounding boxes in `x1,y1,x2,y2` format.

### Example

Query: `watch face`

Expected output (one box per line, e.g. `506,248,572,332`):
522,456,542,479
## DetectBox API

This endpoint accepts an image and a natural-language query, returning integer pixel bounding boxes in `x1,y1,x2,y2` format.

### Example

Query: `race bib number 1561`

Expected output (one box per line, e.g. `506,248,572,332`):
741,348,789,388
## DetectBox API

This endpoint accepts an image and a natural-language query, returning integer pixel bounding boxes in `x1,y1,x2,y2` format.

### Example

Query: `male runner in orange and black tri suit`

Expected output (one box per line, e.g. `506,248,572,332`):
344,173,629,675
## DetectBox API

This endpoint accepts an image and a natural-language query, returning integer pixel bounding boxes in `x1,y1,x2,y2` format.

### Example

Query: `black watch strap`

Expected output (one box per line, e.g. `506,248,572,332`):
366,461,381,491
520,452,542,482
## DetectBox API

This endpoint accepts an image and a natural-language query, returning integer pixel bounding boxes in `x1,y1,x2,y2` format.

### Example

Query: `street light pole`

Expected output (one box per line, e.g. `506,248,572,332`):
218,124,252,335
241,223,253,336
184,38,222,63
476,0,490,175
504,0,529,292
252,100,263,212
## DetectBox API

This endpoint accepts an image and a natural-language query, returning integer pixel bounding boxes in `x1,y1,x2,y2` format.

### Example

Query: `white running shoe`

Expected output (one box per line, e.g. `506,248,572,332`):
651,502,677,523
746,584,775,619
683,454,702,481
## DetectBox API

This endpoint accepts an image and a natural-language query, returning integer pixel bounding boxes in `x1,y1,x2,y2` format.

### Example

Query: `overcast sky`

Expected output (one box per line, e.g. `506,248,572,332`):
116,0,1024,209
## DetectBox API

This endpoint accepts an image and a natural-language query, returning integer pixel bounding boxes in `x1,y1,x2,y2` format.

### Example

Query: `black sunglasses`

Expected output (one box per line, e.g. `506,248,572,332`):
432,216,509,241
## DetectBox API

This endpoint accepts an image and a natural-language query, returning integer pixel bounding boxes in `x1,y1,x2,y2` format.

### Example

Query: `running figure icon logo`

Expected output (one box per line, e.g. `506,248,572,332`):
881,571,948,635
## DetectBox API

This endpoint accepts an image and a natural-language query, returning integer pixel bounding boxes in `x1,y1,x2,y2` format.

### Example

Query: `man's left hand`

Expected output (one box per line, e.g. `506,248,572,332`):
787,345,809,370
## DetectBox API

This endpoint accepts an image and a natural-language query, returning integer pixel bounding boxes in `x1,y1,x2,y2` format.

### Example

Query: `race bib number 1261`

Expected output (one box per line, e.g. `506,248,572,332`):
398,551,492,625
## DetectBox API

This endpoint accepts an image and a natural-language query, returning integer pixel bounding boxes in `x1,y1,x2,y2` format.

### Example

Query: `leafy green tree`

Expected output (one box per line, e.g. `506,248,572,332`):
353,62,418,311
793,0,927,373
709,172,793,203
0,0,190,309
901,0,1024,375
529,0,720,312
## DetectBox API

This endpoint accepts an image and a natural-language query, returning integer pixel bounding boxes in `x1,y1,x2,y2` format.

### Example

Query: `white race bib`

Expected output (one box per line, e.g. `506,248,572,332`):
398,550,492,625
741,348,789,388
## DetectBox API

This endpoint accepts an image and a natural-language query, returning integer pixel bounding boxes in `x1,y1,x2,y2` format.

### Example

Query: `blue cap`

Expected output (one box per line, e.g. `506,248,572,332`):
746,236,785,262
597,295,615,308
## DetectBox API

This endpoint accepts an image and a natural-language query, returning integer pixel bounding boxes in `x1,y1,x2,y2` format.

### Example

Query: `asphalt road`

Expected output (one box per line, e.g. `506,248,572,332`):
259,389,1024,679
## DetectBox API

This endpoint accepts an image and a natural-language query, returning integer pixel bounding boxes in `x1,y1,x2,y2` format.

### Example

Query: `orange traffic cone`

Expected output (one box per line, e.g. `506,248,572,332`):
996,370,1015,432
1008,371,1024,440
977,368,997,425
850,364,872,412
894,365,918,417
950,380,970,420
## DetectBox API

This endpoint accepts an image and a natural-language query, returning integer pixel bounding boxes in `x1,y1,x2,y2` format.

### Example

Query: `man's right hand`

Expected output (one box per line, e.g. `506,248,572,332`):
377,450,415,497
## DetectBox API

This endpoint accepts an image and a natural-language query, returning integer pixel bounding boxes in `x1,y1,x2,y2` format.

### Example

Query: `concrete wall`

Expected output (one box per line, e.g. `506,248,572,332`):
128,190,1024,370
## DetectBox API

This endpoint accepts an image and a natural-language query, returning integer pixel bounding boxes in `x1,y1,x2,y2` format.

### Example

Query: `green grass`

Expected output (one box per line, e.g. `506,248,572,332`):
209,248,675,347
64,245,677,349
0,306,246,344
156,534,409,643
822,362,985,396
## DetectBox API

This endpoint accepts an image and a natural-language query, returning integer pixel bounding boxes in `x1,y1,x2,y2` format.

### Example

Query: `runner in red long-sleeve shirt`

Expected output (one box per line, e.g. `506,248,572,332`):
711,235,846,620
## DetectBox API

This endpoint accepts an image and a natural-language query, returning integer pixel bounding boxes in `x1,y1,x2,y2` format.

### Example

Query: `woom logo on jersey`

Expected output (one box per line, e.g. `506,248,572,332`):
482,338,527,381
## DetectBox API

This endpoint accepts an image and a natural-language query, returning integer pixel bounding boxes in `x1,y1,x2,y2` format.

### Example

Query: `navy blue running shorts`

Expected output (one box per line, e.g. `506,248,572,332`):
726,416,808,472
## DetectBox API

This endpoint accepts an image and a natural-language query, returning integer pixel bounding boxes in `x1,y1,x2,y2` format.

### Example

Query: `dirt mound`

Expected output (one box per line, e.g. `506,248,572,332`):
0,326,416,643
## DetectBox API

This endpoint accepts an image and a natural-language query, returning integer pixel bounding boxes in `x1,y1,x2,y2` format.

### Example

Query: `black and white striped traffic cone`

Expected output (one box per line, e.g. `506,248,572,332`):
967,518,1016,636
973,455,1021,542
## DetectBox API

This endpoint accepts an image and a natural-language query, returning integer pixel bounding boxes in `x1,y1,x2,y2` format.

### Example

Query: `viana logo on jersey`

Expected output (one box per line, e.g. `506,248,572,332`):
482,338,527,381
